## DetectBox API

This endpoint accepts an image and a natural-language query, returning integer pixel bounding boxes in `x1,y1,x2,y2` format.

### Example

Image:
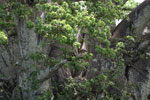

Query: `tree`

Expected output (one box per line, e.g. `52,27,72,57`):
0,0,150,100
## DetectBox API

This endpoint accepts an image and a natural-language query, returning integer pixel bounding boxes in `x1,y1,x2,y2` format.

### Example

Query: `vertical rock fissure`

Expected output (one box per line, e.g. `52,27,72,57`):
125,65,130,81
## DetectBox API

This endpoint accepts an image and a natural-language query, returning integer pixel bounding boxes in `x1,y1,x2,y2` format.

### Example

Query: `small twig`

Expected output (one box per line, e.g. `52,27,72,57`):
1,54,9,67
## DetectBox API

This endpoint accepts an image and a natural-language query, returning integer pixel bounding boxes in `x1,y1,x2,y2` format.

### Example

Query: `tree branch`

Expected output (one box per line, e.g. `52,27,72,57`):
39,59,68,83
0,78,9,83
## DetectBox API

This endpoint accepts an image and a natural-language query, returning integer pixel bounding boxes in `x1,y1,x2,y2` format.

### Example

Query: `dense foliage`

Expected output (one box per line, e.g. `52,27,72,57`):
0,0,139,100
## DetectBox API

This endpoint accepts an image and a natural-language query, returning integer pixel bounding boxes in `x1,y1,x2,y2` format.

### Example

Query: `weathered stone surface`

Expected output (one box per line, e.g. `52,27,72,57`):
1,1,150,100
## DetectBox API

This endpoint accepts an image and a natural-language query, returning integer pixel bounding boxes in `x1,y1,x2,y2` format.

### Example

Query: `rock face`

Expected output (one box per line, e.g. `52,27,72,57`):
110,1,150,99
1,0,150,100
128,58,150,100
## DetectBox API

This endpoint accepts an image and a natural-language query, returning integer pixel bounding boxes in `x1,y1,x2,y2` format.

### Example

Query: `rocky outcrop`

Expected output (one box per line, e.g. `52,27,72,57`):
1,0,150,100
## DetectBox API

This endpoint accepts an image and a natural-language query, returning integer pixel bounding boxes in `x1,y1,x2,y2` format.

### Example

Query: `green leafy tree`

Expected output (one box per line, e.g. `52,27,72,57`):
0,0,150,100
